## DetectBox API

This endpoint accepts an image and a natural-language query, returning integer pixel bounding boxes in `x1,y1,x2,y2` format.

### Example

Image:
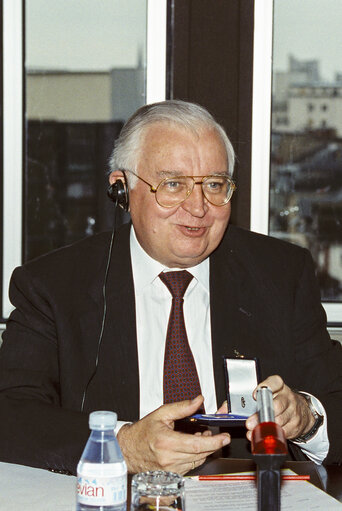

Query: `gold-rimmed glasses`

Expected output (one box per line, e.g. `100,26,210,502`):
125,169,236,208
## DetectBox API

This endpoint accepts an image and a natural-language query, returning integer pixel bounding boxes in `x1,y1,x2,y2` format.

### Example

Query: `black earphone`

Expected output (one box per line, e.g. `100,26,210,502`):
80,172,129,412
107,173,129,212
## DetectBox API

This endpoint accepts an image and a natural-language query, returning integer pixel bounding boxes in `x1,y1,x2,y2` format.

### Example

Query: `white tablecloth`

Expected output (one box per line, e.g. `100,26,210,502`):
0,462,76,510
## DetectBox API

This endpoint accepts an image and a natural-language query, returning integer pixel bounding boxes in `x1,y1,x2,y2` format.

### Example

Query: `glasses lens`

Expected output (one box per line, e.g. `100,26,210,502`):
202,176,233,205
156,176,193,207
155,175,234,207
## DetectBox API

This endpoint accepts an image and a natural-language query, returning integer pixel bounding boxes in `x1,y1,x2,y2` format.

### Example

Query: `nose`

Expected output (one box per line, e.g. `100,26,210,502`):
181,183,208,217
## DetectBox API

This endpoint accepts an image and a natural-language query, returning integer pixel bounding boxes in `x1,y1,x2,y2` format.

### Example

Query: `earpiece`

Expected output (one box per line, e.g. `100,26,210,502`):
107,175,129,212
81,172,129,412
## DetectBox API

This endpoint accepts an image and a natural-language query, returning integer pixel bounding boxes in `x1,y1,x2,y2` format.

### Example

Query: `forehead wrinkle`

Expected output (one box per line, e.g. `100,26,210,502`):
138,123,228,182
139,131,199,175
158,170,185,178
157,170,229,179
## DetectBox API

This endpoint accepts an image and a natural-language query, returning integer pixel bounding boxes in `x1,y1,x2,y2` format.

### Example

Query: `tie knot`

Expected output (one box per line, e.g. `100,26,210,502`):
159,270,193,298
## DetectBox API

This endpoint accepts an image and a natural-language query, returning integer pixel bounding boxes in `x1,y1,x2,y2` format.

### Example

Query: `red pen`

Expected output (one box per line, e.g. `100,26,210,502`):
193,474,310,481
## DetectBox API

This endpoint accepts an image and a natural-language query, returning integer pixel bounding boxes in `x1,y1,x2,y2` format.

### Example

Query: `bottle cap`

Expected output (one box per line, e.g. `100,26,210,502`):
89,411,117,430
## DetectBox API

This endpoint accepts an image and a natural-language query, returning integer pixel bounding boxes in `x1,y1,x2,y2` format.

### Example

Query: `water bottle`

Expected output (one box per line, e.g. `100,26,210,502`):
76,411,127,511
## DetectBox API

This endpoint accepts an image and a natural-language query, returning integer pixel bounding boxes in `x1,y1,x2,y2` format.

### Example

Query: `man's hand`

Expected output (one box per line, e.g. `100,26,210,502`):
216,401,228,414
117,395,230,474
245,375,315,441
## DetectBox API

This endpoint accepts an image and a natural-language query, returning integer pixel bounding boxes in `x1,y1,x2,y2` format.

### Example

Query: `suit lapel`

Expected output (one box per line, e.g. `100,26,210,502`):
79,224,261,418
210,227,258,406
84,223,140,421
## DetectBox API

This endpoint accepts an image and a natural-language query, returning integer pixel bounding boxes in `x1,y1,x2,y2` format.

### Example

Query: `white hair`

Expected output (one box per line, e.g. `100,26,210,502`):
109,100,235,188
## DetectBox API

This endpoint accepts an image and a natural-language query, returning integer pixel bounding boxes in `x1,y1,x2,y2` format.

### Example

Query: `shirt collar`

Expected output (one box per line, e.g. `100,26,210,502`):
130,226,209,295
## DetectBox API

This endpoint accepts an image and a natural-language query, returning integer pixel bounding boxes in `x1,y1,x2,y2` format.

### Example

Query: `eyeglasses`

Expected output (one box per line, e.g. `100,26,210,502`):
126,169,236,208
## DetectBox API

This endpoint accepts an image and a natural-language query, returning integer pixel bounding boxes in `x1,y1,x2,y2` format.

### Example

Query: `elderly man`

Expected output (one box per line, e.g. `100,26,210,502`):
0,100,341,475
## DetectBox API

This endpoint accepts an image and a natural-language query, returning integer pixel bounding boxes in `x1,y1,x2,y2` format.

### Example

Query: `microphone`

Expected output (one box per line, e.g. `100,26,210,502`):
252,386,287,511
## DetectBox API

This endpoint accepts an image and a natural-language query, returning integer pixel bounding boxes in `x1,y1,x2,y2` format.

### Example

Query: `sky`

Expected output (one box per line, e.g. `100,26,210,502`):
273,0,342,81
26,0,147,71
26,0,342,82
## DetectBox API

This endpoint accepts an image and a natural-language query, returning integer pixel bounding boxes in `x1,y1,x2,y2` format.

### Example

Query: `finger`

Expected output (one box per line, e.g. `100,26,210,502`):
272,387,300,427
185,456,207,474
245,412,258,431
170,431,231,456
161,428,230,457
273,391,289,418
216,400,228,414
246,430,252,442
149,431,226,473
168,454,208,476
274,391,312,439
194,429,212,436
253,375,285,399
156,395,205,424
194,430,212,437
202,429,212,437
247,384,289,430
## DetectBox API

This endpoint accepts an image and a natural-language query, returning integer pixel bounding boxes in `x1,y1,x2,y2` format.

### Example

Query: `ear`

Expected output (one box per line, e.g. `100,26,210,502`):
107,170,129,212
108,170,125,186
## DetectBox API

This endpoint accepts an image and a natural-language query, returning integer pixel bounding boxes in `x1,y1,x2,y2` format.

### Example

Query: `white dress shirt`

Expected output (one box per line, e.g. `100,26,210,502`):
115,226,329,464
130,227,217,418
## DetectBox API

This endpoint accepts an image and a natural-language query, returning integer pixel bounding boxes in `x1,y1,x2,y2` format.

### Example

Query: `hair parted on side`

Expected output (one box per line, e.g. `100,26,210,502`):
109,100,235,188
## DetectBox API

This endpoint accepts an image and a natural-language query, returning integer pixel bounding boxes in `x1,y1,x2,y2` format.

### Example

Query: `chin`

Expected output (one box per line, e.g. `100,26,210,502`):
170,250,208,268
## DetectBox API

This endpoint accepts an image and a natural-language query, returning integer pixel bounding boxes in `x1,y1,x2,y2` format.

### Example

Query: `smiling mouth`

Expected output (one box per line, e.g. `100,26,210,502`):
178,225,207,234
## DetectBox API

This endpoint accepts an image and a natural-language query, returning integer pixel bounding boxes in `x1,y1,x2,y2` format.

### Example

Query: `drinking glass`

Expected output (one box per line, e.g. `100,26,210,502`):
131,470,185,510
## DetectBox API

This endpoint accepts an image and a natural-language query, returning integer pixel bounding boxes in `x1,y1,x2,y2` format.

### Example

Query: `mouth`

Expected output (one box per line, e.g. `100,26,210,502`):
177,224,207,236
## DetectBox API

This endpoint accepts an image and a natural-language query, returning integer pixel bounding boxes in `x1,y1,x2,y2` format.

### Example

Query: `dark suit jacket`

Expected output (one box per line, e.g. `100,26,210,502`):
0,223,341,473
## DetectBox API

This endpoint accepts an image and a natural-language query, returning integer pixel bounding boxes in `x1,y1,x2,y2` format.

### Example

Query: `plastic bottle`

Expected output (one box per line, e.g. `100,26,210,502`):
76,411,127,511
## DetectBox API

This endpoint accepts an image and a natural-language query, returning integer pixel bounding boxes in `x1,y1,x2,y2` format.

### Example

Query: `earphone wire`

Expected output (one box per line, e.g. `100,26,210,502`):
80,206,118,412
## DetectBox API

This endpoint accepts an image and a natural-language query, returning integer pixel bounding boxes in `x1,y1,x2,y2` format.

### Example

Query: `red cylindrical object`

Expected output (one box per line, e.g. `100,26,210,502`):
252,422,287,455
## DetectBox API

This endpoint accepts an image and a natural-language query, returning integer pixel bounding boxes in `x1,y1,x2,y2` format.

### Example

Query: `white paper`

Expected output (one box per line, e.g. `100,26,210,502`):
0,462,76,511
185,470,342,511
1,463,341,511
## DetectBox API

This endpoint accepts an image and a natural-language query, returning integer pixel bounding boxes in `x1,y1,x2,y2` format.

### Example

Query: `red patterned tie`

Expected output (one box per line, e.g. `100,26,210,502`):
159,270,203,404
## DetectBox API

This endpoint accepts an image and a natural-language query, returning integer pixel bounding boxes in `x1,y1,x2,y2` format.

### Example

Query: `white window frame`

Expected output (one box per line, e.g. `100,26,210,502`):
2,0,23,320
146,0,167,104
251,0,342,325
1,0,167,322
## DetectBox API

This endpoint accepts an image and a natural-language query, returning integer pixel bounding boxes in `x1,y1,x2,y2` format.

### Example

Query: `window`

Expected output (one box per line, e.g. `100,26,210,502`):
25,0,148,261
252,0,342,324
1,0,166,320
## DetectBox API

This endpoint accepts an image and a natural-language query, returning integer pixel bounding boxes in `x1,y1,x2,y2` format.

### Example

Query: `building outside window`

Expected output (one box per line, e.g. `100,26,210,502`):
1,0,166,321
270,0,342,305
24,0,147,262
2,0,340,326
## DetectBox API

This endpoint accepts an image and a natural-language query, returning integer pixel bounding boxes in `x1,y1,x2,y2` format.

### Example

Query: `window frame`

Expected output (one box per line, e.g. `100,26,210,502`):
1,0,167,322
2,0,23,321
2,0,340,326
250,0,342,326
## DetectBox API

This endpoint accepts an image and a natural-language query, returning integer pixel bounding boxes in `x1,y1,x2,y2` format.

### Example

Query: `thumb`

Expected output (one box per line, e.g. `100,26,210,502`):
216,400,228,414
157,395,204,424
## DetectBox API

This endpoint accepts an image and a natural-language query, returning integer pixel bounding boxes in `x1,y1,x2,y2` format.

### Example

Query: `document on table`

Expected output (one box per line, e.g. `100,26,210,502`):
0,462,76,511
185,469,342,510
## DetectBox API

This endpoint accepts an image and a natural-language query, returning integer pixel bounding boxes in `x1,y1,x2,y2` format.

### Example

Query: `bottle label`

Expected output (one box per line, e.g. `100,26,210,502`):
77,473,127,506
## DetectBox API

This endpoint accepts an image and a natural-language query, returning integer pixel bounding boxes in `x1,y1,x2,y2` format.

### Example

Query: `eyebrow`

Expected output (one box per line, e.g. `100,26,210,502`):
157,170,180,178
156,170,229,178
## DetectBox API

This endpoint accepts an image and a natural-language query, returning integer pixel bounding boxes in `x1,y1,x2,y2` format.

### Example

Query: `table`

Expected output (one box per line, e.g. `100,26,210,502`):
0,459,341,510
189,458,342,501
326,464,342,503
190,458,324,489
